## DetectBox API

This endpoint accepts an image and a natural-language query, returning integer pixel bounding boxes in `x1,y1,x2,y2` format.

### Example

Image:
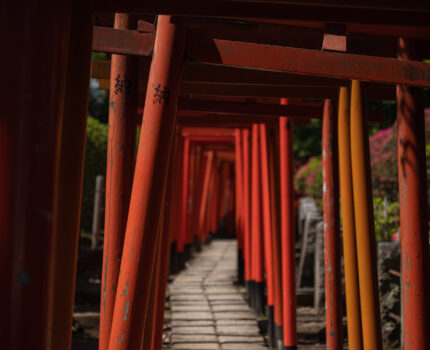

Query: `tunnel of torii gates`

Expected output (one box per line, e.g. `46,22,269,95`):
2,1,430,350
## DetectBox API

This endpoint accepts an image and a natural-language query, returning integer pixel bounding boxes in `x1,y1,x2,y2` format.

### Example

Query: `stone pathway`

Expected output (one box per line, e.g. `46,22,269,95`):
168,240,268,350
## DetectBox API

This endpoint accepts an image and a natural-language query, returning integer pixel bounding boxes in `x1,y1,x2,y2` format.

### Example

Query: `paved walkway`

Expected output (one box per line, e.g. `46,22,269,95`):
168,240,268,350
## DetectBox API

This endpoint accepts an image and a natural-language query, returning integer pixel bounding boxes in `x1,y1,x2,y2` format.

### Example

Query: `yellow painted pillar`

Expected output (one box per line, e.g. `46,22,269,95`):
350,80,382,350
338,86,363,350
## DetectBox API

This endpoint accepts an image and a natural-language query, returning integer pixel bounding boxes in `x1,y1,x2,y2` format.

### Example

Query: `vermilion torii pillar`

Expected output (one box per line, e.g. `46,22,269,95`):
1,3,71,349
178,136,191,263
259,123,276,342
235,129,245,284
397,38,430,349
51,6,94,350
268,125,284,350
108,16,188,349
322,99,343,349
242,129,252,299
251,123,265,314
279,103,298,349
99,13,138,350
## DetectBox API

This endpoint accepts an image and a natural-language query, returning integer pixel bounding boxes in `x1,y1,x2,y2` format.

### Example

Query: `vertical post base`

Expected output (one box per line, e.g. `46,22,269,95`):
245,281,251,306
177,251,186,271
275,324,284,350
194,235,202,252
237,249,244,285
254,281,266,316
267,305,275,345
169,241,179,274
185,243,192,261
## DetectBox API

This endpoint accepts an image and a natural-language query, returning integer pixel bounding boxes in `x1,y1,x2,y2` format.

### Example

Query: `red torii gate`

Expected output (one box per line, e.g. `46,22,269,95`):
1,3,430,350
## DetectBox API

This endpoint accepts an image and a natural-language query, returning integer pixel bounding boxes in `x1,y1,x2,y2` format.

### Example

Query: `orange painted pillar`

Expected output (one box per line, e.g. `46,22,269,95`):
186,143,196,249
0,4,71,348
322,99,343,348
279,109,297,348
190,145,203,247
242,129,252,298
108,16,188,349
51,6,94,350
260,123,276,341
153,134,181,350
169,135,184,273
338,87,363,350
100,14,138,350
397,38,430,350
198,151,215,242
141,221,162,350
251,124,265,314
235,129,244,275
178,137,191,258
268,124,284,349
350,80,382,350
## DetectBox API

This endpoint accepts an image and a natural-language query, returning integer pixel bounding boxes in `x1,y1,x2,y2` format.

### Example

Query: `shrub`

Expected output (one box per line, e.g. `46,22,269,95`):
295,156,323,208
80,116,108,233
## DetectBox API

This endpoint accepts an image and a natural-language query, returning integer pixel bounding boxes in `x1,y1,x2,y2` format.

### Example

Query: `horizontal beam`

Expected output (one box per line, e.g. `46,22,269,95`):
178,114,303,127
93,1,430,28
93,60,350,86
92,26,153,56
187,38,430,87
179,82,395,100
96,76,395,100
181,127,236,137
178,97,323,117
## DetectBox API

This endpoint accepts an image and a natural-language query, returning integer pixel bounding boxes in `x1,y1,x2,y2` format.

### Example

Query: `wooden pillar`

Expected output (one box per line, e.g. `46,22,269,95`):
251,124,265,314
99,14,138,349
242,129,252,297
397,38,430,350
50,6,93,350
322,99,343,348
279,111,297,349
350,80,382,349
338,86,363,350
260,123,276,340
108,16,188,349
0,3,71,348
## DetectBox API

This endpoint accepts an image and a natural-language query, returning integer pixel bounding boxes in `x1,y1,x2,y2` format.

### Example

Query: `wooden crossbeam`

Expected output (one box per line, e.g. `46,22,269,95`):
96,77,395,100
178,97,323,117
92,26,153,56
187,38,430,87
93,0,430,29
92,60,349,86
181,127,236,137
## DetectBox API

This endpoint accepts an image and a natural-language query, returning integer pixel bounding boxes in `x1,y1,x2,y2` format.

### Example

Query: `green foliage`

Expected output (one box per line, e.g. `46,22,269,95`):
80,117,108,233
293,119,322,159
373,197,399,241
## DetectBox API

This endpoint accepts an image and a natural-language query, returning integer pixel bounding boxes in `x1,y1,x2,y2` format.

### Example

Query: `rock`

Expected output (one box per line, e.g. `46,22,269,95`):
377,241,401,349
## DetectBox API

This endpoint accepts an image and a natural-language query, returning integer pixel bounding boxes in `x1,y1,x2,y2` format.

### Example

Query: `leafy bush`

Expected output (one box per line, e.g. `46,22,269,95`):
294,110,430,241
80,116,108,233
373,197,400,241
295,156,323,209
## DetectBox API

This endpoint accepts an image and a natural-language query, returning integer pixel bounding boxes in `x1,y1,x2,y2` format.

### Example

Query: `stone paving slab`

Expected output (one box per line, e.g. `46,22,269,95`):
167,240,268,349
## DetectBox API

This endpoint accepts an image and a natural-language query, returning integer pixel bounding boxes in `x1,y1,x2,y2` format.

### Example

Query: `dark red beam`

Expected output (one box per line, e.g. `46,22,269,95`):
93,0,430,29
92,26,153,56
187,38,430,87
177,98,323,117
181,126,236,137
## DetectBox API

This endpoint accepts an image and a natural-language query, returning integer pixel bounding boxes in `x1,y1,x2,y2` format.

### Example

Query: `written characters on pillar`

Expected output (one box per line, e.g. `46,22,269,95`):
152,83,170,106
114,74,132,95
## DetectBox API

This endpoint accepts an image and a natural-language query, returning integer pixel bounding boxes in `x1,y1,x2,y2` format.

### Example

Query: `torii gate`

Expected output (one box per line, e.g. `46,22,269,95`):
1,2,429,350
